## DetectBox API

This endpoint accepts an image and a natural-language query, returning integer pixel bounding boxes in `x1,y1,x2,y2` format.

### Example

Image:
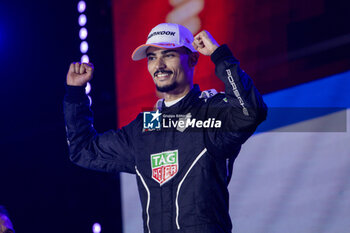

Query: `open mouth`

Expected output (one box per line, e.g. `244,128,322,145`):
154,70,173,79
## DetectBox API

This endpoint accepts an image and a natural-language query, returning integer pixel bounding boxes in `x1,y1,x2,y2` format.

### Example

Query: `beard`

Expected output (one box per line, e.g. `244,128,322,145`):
156,81,178,93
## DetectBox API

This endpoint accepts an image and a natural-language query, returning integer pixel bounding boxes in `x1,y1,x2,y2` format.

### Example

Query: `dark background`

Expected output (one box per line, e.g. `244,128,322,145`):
0,0,123,232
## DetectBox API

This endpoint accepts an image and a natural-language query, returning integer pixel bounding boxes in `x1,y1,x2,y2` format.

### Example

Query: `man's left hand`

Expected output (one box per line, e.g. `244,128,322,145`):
192,30,220,56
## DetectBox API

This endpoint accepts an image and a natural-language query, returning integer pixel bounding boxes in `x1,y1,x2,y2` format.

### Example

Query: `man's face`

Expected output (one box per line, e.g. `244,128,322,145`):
146,46,195,93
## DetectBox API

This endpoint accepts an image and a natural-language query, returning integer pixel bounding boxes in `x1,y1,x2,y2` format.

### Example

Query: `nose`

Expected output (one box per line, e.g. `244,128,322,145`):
155,57,166,70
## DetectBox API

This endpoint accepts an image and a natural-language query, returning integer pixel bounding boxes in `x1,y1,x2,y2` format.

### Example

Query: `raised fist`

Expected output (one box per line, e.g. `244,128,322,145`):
192,30,220,56
66,62,94,86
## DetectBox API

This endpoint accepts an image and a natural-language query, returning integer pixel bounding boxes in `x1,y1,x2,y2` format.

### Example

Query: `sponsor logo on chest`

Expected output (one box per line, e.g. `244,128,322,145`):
150,150,178,185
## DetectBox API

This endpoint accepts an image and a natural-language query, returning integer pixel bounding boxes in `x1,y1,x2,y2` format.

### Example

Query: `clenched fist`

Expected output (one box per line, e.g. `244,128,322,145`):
66,62,94,86
192,30,220,56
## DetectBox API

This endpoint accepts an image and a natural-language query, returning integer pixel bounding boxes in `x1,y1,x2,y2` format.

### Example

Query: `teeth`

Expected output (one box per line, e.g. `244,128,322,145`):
157,73,169,77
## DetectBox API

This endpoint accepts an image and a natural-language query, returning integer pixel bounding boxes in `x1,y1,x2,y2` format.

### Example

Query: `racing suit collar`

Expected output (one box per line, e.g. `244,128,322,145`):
160,84,201,113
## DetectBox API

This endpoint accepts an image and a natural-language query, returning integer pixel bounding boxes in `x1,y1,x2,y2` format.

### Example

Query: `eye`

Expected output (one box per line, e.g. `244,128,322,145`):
165,54,175,58
147,56,155,61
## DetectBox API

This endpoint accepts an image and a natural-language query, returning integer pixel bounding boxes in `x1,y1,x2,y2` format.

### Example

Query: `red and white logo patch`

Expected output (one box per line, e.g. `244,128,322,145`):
150,150,178,185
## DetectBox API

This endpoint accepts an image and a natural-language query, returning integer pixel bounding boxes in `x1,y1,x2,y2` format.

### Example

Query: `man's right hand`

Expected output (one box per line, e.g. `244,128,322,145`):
66,62,94,86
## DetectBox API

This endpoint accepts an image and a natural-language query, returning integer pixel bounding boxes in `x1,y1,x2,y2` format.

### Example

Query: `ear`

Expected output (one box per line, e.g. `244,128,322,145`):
188,52,199,67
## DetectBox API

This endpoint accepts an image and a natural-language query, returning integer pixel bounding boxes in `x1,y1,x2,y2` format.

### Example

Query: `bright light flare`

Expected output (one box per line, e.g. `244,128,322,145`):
80,41,88,53
92,223,101,233
77,1,86,13
79,27,88,40
81,54,89,63
85,82,91,94
78,14,87,26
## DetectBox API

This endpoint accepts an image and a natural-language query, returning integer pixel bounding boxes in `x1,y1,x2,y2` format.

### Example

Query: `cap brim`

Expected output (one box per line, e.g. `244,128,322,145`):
131,43,185,61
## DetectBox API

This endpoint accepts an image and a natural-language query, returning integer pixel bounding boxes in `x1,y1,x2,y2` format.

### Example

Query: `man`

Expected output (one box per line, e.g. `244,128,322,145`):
0,206,15,233
64,23,267,233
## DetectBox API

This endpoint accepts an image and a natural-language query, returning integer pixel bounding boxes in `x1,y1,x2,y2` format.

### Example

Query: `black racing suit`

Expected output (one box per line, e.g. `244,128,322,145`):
64,45,267,233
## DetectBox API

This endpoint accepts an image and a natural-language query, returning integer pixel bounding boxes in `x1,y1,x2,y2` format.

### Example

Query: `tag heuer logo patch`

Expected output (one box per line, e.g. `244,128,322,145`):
151,150,178,185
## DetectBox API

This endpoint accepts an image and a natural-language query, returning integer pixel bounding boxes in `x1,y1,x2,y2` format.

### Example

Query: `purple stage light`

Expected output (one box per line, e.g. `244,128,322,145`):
77,1,86,13
92,223,101,233
81,54,89,63
79,28,88,40
85,82,91,94
78,14,87,27
80,41,88,53
87,95,92,106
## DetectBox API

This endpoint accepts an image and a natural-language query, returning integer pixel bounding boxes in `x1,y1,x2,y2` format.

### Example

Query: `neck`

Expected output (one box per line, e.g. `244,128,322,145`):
163,83,192,102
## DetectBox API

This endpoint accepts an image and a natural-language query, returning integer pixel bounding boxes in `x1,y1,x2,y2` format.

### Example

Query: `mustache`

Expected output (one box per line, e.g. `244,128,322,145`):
154,69,173,77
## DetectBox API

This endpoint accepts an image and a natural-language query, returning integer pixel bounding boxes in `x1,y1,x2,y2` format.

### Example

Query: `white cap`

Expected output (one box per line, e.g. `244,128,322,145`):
132,23,197,61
